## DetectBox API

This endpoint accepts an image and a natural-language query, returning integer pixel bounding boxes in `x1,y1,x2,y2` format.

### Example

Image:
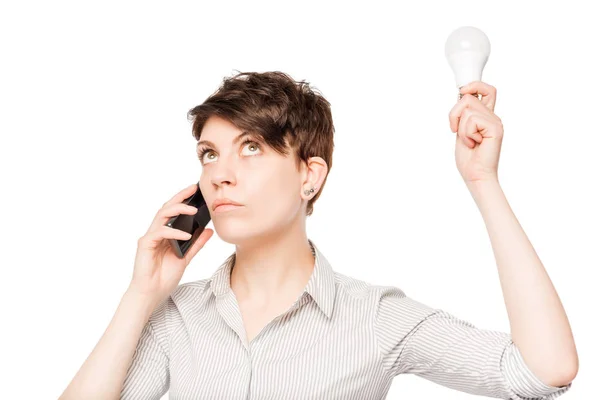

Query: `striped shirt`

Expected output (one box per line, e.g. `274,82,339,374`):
121,239,573,399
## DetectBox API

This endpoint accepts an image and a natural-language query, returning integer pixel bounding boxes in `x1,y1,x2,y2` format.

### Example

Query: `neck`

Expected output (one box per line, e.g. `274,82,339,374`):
230,227,315,304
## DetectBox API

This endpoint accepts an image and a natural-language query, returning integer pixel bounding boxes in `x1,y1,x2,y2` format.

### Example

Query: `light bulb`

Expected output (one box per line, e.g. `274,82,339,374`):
445,26,491,100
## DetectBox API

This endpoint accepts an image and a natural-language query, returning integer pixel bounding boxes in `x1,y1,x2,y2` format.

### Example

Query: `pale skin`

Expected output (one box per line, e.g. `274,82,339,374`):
450,81,579,387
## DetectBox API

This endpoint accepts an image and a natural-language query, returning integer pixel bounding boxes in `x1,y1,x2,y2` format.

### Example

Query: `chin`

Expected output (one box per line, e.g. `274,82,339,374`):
213,219,284,246
213,221,259,245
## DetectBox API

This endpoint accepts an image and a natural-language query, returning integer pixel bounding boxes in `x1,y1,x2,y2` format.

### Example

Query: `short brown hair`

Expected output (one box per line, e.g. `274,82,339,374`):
187,71,335,216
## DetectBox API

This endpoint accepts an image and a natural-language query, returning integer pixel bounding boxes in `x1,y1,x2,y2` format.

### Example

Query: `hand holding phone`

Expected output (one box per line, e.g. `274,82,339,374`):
128,182,213,302
165,181,212,258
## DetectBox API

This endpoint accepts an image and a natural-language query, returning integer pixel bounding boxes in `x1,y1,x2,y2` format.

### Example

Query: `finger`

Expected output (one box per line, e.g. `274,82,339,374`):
449,95,471,132
456,132,476,149
451,92,490,129
449,100,462,133
184,228,214,264
458,109,484,147
459,81,496,111
141,225,194,248
148,202,198,234
449,94,489,133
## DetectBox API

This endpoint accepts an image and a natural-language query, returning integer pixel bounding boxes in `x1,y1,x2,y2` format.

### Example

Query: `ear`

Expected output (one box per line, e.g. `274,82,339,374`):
300,156,328,199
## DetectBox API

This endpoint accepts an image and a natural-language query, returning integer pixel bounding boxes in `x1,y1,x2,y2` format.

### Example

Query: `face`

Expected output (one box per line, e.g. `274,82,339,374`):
197,115,306,246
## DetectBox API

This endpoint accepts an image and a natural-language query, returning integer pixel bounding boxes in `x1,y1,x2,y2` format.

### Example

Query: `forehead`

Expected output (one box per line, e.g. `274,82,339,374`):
200,116,243,139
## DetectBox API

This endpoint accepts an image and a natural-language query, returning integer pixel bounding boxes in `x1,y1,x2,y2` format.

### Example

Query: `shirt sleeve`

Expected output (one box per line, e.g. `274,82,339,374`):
120,298,171,400
374,285,573,399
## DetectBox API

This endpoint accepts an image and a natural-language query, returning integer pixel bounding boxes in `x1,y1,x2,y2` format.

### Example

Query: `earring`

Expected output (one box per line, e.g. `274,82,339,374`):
304,187,316,196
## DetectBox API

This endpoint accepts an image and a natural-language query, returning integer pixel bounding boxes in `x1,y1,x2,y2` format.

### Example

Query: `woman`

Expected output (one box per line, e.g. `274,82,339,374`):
60,71,578,399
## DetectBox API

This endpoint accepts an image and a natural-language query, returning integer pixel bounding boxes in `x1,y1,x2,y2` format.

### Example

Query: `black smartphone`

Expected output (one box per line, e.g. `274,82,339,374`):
165,181,211,258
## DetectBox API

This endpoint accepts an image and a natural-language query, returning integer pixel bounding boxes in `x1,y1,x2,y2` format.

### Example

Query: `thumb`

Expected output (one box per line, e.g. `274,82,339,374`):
459,82,473,93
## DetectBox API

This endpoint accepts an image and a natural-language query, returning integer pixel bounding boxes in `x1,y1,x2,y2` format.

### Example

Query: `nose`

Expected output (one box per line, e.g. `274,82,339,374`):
209,160,237,189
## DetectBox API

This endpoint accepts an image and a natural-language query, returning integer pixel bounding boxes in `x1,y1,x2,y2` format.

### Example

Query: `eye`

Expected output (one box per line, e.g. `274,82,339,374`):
197,139,262,165
196,147,214,165
241,140,262,156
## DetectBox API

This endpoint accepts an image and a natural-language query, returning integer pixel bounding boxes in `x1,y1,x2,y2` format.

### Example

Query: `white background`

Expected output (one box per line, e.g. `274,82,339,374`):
1,1,598,398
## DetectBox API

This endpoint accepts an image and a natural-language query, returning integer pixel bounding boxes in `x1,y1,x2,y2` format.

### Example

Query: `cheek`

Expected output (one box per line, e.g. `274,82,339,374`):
251,173,299,211
198,179,210,203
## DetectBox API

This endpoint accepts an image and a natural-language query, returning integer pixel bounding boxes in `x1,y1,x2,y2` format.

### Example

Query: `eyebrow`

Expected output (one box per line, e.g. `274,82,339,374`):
197,131,255,149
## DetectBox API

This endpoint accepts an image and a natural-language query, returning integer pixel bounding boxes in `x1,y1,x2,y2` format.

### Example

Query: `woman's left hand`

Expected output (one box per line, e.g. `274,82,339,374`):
448,81,504,185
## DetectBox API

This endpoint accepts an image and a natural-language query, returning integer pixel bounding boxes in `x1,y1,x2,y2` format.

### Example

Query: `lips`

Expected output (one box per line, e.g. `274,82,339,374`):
214,204,243,212
212,198,243,211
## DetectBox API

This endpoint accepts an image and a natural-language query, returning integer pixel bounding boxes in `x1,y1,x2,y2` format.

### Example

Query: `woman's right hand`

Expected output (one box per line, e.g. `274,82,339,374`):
127,183,214,304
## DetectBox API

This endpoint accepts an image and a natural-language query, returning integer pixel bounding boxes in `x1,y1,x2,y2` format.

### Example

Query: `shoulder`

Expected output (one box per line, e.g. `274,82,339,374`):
333,271,422,320
168,278,212,306
175,278,211,294
332,270,438,322
148,278,211,320
333,270,409,302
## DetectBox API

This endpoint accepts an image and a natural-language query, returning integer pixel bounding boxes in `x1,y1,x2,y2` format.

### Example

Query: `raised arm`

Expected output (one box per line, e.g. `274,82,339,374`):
449,81,578,386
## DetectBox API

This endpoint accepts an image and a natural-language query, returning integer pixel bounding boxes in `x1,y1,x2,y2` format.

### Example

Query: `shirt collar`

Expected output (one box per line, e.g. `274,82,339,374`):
208,238,336,319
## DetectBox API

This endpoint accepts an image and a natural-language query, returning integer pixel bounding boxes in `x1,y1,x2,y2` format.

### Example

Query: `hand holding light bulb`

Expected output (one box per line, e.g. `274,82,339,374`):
445,26,504,187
